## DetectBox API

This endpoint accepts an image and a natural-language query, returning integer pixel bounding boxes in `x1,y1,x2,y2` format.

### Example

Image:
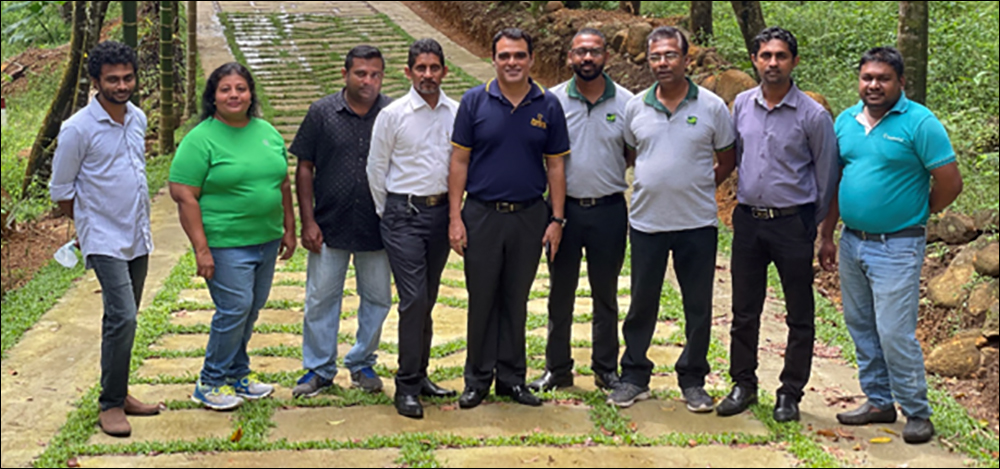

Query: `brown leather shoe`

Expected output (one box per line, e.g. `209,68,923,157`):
98,408,132,438
124,395,162,416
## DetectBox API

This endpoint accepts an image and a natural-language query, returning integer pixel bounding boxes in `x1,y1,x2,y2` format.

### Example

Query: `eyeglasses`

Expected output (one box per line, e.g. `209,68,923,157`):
648,52,684,64
496,51,530,62
571,48,605,58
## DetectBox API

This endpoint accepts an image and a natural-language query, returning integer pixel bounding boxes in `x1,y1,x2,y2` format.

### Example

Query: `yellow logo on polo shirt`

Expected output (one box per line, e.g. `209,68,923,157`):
531,114,548,130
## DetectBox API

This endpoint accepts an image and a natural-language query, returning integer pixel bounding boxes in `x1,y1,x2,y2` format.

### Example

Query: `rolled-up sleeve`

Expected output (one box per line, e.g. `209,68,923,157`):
809,109,841,222
49,124,86,202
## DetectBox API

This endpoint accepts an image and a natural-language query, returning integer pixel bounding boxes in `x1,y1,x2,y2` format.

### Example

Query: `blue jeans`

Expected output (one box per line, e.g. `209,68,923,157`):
200,240,281,387
302,246,392,380
839,230,931,420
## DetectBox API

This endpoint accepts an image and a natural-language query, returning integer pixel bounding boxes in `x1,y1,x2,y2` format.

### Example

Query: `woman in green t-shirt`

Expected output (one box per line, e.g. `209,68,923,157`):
169,63,297,411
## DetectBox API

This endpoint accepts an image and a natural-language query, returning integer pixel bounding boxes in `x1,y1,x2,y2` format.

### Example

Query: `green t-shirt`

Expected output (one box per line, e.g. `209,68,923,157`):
170,118,289,249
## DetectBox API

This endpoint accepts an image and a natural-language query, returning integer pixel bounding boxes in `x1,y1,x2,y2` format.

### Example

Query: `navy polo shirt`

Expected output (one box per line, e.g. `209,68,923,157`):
452,79,571,203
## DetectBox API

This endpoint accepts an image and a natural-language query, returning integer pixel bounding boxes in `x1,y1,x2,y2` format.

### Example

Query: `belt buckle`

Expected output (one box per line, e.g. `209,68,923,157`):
496,202,514,213
426,195,442,207
580,198,597,208
751,207,773,220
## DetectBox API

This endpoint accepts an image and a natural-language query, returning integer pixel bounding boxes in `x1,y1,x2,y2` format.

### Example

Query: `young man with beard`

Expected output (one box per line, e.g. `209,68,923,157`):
50,41,162,438
449,28,571,410
611,27,737,411
367,39,460,420
529,28,633,394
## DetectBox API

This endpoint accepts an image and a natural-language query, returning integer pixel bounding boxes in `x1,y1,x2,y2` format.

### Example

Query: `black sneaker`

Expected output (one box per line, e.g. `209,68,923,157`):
606,383,650,408
682,387,715,414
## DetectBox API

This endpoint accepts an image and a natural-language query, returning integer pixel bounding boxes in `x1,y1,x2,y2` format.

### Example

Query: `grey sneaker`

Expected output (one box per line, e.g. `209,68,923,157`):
292,371,333,399
606,383,651,408
192,382,244,411
683,387,715,413
351,367,384,394
232,374,275,400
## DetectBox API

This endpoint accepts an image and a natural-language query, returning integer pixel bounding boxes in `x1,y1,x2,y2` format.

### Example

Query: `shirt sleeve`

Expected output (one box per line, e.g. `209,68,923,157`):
544,99,571,158
367,110,394,218
169,130,210,189
451,94,475,151
914,115,956,170
49,124,86,202
808,108,841,222
289,105,322,162
624,101,638,150
713,100,737,152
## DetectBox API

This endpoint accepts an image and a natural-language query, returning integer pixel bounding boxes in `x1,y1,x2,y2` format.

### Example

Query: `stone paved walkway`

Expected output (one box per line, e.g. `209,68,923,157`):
0,2,983,468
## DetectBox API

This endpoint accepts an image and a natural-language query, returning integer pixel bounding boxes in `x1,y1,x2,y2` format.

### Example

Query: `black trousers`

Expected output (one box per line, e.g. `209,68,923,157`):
91,255,148,411
546,196,628,377
621,227,718,389
380,196,451,397
729,205,817,401
463,198,548,391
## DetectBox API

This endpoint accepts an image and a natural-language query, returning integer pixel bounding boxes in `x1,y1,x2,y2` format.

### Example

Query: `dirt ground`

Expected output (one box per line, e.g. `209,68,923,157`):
1,217,74,298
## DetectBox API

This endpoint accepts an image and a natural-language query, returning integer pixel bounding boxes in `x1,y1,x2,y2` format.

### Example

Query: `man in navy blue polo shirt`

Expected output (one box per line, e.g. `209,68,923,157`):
449,28,571,410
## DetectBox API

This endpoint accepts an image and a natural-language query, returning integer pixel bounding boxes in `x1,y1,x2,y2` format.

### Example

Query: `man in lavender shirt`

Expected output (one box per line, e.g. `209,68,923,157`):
717,27,839,423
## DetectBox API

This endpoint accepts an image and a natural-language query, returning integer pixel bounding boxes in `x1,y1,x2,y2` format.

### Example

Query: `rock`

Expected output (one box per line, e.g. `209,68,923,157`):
967,280,999,318
973,209,999,233
803,91,833,116
545,1,564,13
699,74,718,92
928,247,979,309
611,30,628,53
925,331,985,379
713,69,758,105
631,52,647,65
985,302,999,337
626,22,653,57
974,242,1000,278
939,212,978,245
926,217,943,243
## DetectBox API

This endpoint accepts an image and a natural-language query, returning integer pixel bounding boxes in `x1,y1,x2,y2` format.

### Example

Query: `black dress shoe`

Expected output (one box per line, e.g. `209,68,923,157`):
497,385,543,407
459,388,488,410
395,395,424,420
420,379,458,399
903,418,935,445
836,402,898,426
528,371,574,393
773,395,800,423
716,387,758,417
594,372,622,392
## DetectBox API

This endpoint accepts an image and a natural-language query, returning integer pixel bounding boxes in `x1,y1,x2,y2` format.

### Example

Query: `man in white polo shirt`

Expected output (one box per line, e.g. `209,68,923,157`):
529,28,634,394
609,27,737,412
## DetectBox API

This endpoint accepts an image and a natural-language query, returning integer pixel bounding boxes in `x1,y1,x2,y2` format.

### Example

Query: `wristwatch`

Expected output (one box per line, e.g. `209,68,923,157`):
550,216,567,228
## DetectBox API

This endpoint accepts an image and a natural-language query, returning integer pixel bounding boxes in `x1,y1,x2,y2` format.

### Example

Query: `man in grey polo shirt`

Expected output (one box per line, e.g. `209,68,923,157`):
529,28,634,394
609,27,737,411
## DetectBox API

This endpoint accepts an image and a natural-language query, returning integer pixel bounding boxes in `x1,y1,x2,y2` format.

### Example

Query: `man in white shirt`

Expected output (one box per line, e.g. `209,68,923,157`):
368,38,459,420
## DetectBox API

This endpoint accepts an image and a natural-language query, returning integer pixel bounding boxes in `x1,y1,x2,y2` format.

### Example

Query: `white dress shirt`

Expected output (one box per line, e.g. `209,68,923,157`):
50,98,153,267
367,87,458,217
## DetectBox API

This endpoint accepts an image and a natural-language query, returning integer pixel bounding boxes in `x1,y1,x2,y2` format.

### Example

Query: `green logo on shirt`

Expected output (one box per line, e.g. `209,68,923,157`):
606,114,617,123
687,116,698,126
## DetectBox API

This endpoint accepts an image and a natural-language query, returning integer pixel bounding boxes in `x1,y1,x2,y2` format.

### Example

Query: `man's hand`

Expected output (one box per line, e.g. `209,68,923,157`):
819,238,838,273
301,220,324,255
449,218,467,257
542,223,563,262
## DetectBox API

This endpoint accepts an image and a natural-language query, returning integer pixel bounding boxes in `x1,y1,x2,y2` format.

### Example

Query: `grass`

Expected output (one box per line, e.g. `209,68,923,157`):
0,254,84,358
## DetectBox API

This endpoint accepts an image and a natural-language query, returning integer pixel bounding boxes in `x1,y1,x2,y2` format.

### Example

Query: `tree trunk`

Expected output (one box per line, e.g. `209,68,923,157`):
185,0,198,122
160,1,176,155
619,1,641,15
690,1,714,45
22,0,88,197
72,1,111,115
123,1,139,105
897,1,929,105
731,1,767,59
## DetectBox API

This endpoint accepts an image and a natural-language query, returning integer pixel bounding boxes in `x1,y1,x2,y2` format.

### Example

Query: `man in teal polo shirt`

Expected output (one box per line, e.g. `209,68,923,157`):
829,47,963,445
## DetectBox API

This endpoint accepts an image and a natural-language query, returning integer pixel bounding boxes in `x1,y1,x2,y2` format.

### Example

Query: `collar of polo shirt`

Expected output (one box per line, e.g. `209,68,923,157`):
486,78,546,105
851,93,911,134
89,98,137,126
754,80,803,110
567,73,617,111
643,77,699,118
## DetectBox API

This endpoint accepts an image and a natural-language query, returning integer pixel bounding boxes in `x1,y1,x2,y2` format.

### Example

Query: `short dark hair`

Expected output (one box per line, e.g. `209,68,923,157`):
408,38,446,69
87,41,138,80
573,28,607,47
345,45,385,72
859,47,905,78
751,27,799,58
492,28,534,57
201,62,260,122
647,26,689,56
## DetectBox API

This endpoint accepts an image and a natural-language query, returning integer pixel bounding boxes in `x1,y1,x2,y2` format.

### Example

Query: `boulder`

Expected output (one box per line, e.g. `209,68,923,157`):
631,52,647,65
973,209,998,233
803,91,834,116
925,331,984,379
611,30,628,53
928,247,979,309
974,242,999,278
985,302,999,338
926,217,943,243
939,212,978,245
699,74,718,92
967,280,999,318
626,22,653,57
545,1,564,13
713,69,758,105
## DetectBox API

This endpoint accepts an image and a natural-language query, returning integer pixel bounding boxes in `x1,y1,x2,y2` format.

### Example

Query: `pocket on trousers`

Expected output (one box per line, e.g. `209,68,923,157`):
884,236,924,260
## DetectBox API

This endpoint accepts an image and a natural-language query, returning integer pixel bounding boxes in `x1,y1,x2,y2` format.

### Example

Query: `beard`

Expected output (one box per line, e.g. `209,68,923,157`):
572,62,604,82
99,87,134,105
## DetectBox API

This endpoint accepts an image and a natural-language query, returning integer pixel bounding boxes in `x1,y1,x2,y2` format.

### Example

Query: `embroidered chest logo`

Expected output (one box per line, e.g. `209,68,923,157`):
686,116,698,126
531,114,548,130
883,133,905,143
606,114,617,123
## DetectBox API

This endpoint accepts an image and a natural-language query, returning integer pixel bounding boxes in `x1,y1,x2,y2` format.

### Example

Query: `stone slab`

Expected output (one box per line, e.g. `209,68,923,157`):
269,403,593,442
437,446,791,468
429,352,467,371
621,400,770,438
79,449,400,469
170,309,304,328
137,357,302,380
128,385,197,405
151,334,303,353
528,321,679,345
178,286,305,305
382,305,468,347
554,347,682,371
190,272,306,288
528,297,632,317
87,410,235,446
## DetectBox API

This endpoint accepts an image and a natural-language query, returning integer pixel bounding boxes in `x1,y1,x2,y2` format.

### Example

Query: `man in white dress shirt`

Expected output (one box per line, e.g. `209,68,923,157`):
368,38,459,420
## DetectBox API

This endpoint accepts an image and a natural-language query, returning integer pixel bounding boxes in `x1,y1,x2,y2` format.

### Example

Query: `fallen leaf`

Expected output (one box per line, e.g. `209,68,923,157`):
229,427,243,443
688,440,699,448
870,437,892,444
978,420,989,428
879,428,900,437
816,429,838,440
439,404,458,412
629,423,638,433
853,444,864,452
990,451,998,459
835,429,856,441
66,458,80,468
522,457,540,464
600,427,614,437
327,420,346,427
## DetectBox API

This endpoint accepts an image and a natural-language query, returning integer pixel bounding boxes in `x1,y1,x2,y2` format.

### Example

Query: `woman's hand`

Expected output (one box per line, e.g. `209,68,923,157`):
195,248,215,281
279,230,297,261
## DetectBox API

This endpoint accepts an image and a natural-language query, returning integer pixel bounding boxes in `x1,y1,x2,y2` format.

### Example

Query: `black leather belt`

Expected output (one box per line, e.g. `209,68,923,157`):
846,227,925,242
568,193,625,208
388,193,448,208
739,204,803,221
471,197,542,214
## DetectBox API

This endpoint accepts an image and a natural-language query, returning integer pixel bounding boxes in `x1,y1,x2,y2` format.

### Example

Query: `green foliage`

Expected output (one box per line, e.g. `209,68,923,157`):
0,255,84,358
1,1,70,61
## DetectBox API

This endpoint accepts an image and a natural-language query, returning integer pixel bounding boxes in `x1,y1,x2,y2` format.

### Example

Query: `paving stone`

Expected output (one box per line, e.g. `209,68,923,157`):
568,375,683,394
441,269,466,284
269,403,593,442
437,446,791,468
150,334,303,353
171,309,304,328
554,347,682,370
528,297,632,317
87,410,235,445
79,449,401,469
528,321,679,344
189,272,306,288
382,305,467,347
621,400,770,438
137,357,301,380
437,285,470,301
429,352,467,371
178,286,305,305
127,385,196,405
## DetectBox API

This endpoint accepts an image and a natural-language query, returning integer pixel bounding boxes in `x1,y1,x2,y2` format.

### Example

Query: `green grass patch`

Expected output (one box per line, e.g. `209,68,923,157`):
0,256,85,358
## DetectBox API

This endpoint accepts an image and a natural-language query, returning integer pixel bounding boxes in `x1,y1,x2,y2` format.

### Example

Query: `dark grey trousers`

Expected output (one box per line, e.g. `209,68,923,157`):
380,196,451,397
90,255,148,411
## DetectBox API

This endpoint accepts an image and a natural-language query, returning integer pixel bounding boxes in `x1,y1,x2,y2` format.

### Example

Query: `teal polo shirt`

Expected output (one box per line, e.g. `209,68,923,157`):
835,95,956,234
451,78,571,203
